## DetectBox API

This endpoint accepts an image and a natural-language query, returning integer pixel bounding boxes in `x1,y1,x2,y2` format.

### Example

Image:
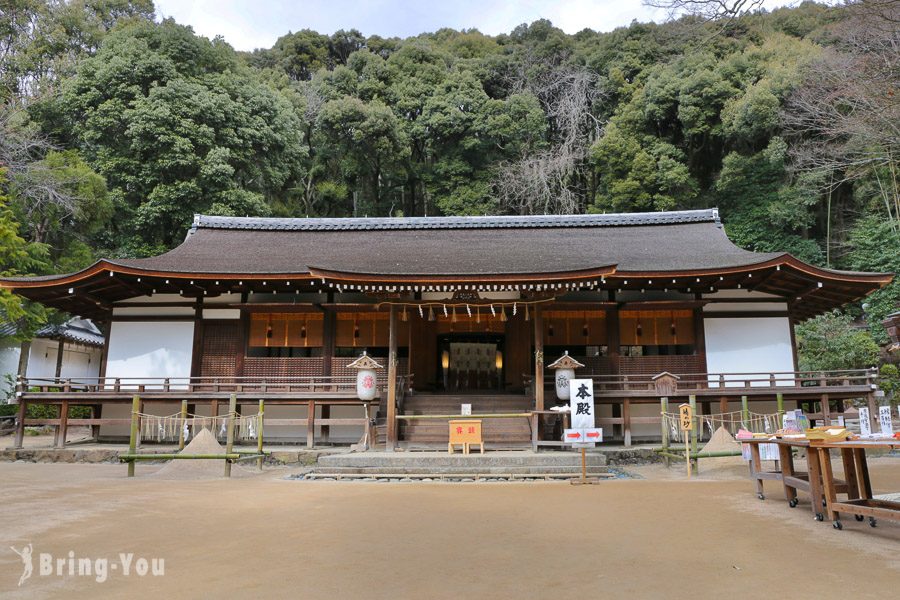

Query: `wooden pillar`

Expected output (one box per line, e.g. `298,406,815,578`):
178,399,188,450
606,296,620,367
322,307,336,377
533,306,544,412
55,401,69,448
719,396,728,415
320,404,331,442
127,395,139,477
307,400,315,448
54,338,65,380
623,398,632,446
17,340,31,380
13,399,26,449
91,404,102,441
386,305,399,450
97,321,111,381
820,394,830,424
693,308,707,368
190,297,204,378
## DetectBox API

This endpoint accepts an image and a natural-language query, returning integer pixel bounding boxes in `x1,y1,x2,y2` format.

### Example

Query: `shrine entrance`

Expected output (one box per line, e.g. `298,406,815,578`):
437,333,505,392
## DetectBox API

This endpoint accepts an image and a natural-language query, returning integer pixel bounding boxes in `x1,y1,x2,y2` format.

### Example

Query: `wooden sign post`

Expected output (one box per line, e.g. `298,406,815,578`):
567,378,601,485
679,403,693,478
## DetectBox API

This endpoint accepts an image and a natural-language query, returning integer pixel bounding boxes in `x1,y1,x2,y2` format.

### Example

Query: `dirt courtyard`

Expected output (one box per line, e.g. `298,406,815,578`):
1,457,898,599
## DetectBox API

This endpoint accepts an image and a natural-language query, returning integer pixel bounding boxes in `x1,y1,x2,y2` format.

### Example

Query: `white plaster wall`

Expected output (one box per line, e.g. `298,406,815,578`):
0,341,20,400
704,317,795,386
105,321,194,388
26,339,59,377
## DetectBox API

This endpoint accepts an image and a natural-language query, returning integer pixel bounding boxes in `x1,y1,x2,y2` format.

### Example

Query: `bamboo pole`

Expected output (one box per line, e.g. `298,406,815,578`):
689,395,698,473
224,393,236,478
660,396,669,468
127,395,139,477
776,392,784,426
741,395,749,427
257,399,265,470
178,399,188,450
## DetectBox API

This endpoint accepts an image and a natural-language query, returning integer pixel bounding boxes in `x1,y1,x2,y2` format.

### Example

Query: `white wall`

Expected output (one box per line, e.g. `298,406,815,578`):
0,341,20,400
704,317,795,386
25,339,102,381
105,321,194,388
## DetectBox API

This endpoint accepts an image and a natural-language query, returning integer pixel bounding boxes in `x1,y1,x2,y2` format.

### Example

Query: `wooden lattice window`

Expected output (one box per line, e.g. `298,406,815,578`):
619,310,694,346
249,313,323,347
200,321,240,378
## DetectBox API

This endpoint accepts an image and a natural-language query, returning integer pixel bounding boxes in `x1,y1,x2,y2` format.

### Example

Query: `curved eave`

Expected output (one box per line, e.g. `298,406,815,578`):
305,265,618,285
0,254,891,322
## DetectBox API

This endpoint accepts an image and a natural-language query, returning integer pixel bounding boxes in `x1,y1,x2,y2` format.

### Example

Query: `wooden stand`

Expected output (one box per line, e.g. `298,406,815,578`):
570,447,599,485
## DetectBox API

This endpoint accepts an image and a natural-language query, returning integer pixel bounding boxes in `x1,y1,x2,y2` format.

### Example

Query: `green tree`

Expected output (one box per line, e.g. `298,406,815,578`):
796,311,880,372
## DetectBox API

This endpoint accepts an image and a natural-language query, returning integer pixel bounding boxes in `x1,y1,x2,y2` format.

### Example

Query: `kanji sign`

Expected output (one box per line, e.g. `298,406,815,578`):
859,406,872,437
569,379,595,430
679,403,693,432
879,405,894,436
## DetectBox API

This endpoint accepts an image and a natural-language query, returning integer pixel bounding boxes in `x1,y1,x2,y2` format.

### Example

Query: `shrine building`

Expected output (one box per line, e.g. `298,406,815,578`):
1,209,891,449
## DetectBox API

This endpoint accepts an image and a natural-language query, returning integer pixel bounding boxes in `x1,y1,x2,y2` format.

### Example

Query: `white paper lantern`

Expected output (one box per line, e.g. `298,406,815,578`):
347,352,384,402
546,351,586,402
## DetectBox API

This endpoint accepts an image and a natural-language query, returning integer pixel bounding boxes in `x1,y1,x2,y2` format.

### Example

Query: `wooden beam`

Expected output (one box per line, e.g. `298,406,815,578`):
386,304,399,450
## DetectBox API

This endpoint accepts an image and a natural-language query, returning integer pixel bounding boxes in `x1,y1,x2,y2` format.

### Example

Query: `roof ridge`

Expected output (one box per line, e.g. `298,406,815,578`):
191,209,721,233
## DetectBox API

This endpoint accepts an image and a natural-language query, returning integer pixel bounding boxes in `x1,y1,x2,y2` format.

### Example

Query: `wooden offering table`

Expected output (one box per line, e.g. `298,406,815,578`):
745,437,854,521
813,439,900,530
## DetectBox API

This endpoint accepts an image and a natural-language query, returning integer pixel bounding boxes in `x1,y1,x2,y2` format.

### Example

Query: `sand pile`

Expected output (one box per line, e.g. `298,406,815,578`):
151,428,254,480
700,426,740,454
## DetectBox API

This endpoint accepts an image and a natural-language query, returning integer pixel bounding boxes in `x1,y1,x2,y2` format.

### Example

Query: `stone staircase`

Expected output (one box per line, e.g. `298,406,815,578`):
394,393,534,449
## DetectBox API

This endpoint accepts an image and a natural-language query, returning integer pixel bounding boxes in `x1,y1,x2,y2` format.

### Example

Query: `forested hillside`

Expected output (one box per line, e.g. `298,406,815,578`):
0,1,897,371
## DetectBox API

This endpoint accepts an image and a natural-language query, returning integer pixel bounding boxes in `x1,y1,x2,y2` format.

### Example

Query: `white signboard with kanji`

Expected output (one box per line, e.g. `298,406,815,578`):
569,379,595,429
566,379,598,448
858,406,872,438
879,405,894,437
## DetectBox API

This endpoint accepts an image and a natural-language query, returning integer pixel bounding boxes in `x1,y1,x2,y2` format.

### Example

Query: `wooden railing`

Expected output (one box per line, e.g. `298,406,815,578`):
16,375,399,396
524,368,878,396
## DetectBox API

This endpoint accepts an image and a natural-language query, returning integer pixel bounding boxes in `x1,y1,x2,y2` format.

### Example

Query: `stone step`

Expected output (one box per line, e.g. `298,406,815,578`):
308,465,610,475
317,451,608,470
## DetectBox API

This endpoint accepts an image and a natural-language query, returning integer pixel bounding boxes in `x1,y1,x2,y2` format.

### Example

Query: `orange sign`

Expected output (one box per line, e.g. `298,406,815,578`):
449,419,483,455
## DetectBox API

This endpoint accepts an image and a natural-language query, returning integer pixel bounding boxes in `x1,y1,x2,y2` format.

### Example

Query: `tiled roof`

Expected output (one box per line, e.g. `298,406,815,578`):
193,209,721,232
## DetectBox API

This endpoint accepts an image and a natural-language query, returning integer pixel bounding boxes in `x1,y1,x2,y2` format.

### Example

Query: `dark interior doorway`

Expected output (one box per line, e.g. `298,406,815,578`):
437,333,505,392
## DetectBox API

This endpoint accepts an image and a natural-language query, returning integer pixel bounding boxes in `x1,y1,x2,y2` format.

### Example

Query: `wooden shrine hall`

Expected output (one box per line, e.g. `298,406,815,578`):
1,209,892,450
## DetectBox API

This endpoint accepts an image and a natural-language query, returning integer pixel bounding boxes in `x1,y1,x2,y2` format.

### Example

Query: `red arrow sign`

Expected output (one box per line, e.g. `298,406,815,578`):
566,432,582,439
586,431,601,438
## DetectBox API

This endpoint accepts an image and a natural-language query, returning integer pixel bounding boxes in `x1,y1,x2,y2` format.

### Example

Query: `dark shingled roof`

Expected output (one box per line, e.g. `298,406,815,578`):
102,208,783,276
1,318,104,347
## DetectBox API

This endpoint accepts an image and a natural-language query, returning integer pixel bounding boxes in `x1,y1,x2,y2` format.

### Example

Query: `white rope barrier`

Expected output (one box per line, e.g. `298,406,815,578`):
137,412,262,443
660,410,779,444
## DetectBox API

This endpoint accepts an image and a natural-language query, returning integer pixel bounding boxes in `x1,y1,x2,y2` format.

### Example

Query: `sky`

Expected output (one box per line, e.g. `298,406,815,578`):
153,0,798,52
